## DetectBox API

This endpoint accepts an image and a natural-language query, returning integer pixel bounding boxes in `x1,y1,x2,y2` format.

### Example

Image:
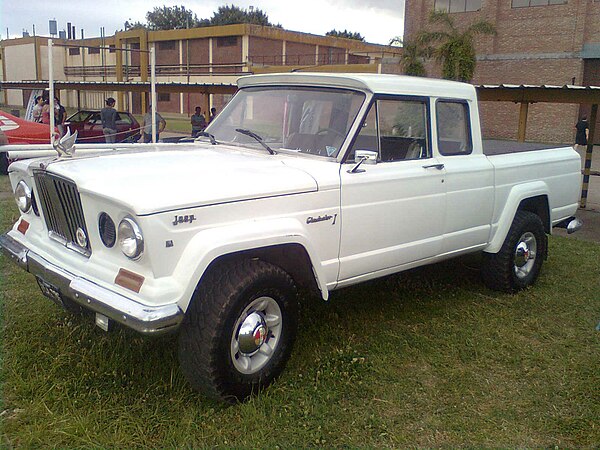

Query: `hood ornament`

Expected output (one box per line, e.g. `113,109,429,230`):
53,129,78,158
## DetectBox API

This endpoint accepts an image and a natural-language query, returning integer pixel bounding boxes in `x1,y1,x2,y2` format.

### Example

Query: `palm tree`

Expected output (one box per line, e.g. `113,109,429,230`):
390,37,433,77
417,10,495,82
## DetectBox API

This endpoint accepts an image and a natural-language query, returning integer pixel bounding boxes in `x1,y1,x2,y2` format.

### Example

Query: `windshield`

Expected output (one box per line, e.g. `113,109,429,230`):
206,86,365,158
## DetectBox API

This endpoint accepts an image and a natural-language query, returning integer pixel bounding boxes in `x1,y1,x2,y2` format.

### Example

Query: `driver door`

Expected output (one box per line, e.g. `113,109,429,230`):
338,97,446,282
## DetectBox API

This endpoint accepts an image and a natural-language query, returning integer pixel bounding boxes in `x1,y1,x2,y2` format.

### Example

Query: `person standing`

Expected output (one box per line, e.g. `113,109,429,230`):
209,107,217,124
142,105,166,143
54,97,67,138
574,116,589,152
40,100,51,124
190,107,207,138
32,96,44,123
100,97,118,143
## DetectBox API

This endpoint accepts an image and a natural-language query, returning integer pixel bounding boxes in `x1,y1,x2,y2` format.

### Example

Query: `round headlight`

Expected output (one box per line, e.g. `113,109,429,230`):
118,217,144,259
14,180,32,213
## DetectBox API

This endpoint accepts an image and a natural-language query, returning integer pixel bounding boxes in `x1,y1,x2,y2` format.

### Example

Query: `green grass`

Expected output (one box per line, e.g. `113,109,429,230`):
132,114,193,135
0,175,10,194
1,174,599,447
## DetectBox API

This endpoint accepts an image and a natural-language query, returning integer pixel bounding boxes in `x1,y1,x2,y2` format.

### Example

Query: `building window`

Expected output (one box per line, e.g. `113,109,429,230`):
158,93,170,102
68,47,80,56
216,36,238,47
158,41,176,50
88,47,100,54
435,0,482,12
109,45,116,53
512,0,567,6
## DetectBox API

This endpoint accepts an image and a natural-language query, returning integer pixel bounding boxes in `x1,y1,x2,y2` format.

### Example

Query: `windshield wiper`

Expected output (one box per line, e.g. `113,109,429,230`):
235,128,275,155
195,131,218,145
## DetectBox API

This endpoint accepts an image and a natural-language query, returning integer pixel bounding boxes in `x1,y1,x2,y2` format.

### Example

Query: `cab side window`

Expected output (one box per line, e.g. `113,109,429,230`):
436,101,472,155
348,98,429,162
378,100,428,162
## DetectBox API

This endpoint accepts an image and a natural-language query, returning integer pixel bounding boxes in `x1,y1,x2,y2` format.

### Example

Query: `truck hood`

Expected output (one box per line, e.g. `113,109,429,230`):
43,146,319,215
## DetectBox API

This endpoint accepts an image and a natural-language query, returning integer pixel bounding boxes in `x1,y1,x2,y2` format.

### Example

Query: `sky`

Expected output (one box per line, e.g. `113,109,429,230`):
0,1,405,45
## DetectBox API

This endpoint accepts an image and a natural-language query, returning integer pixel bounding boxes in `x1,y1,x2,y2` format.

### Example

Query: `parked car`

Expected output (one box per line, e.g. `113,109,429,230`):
65,110,141,143
1,73,583,403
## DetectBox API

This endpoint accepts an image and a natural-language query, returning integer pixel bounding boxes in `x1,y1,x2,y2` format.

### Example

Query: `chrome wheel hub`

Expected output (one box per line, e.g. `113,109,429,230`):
231,296,282,375
238,312,268,355
514,232,537,280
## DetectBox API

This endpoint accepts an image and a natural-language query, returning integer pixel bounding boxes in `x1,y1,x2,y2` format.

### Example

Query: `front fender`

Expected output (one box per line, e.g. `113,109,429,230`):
484,181,549,254
173,217,330,311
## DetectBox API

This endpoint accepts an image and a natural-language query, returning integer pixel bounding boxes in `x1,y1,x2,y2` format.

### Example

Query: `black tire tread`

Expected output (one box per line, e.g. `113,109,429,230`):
482,210,546,293
178,259,296,402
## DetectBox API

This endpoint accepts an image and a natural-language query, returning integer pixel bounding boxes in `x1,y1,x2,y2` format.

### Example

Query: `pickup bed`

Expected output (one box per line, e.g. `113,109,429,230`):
1,73,582,402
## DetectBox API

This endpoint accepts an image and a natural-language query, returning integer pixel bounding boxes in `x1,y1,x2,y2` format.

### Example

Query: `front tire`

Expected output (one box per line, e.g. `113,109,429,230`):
482,210,547,293
178,259,298,402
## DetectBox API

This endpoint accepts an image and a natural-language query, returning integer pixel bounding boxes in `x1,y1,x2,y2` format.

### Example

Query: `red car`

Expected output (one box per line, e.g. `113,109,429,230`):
66,110,141,143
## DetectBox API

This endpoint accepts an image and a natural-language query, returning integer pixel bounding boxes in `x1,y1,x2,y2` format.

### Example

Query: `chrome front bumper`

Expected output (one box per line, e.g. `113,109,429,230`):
0,233,183,335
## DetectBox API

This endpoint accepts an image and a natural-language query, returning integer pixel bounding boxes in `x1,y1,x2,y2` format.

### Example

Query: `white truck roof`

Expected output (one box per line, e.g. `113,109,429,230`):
237,72,477,101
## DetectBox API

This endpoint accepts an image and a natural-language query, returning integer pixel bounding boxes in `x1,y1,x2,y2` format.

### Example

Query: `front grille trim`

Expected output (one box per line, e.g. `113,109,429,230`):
33,171,91,257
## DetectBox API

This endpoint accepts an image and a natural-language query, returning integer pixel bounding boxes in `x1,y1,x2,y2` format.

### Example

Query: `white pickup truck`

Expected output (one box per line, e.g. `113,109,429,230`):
1,73,582,402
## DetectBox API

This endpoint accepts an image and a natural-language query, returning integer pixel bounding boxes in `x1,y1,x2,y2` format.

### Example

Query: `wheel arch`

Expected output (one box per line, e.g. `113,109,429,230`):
485,182,550,254
202,243,322,298
518,195,550,234
174,219,330,312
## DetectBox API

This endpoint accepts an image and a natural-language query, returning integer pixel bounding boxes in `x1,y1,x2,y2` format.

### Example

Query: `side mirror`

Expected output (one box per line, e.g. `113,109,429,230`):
348,150,378,173
355,150,378,165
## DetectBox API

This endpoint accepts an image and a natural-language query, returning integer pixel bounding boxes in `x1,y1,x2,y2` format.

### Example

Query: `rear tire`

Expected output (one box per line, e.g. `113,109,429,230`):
482,210,546,293
178,259,298,402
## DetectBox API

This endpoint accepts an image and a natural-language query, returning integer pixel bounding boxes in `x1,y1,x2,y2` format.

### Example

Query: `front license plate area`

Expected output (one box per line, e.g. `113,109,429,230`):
36,277,64,307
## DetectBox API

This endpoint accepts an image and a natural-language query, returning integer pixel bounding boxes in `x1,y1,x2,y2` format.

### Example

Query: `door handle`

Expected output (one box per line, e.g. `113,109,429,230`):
422,163,445,170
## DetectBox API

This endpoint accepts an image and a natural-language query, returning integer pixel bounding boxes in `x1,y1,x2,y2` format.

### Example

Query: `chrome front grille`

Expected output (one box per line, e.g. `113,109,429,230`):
33,171,91,257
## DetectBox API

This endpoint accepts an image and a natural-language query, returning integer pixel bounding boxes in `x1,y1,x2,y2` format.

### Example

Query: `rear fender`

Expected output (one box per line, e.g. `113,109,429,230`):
485,181,549,254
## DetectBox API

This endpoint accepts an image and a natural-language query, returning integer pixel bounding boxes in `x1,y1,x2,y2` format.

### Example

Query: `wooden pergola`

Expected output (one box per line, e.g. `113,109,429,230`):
0,80,237,119
477,84,599,208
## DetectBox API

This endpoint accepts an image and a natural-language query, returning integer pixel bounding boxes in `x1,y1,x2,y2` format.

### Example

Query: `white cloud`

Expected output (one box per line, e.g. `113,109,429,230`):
1,0,405,44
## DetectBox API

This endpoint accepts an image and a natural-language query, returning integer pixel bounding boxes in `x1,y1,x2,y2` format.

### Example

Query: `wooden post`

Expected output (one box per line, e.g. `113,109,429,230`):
115,36,124,109
580,103,597,209
517,102,529,143
140,31,148,115
202,92,210,123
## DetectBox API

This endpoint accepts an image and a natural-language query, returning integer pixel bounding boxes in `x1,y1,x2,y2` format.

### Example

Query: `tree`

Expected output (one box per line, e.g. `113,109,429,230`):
209,5,278,27
390,37,432,77
326,29,365,42
145,5,204,30
124,20,147,31
417,10,495,82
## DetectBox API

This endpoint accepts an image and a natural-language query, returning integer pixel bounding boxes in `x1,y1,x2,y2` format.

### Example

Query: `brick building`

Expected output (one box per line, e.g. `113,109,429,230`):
404,0,600,143
0,24,401,117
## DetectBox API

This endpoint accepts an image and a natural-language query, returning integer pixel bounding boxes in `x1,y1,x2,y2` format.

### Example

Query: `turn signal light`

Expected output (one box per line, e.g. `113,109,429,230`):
115,268,145,293
17,219,30,235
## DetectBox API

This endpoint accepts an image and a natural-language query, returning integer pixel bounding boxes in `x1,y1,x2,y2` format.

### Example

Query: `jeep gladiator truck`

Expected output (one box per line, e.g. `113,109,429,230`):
0,73,582,402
